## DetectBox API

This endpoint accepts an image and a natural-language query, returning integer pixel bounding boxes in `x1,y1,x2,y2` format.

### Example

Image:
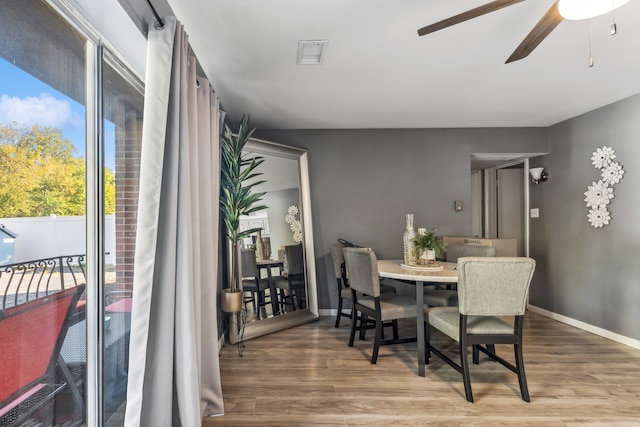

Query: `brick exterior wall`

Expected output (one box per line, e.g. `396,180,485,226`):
114,108,142,292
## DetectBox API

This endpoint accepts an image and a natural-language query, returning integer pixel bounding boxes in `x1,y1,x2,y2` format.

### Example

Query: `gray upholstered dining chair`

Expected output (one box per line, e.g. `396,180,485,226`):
423,244,497,307
330,242,353,327
425,256,535,403
446,244,497,262
330,242,397,328
274,244,306,312
241,249,270,318
343,247,417,364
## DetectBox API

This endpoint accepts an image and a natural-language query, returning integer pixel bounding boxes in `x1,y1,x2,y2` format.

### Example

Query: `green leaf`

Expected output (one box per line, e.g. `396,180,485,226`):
219,115,270,290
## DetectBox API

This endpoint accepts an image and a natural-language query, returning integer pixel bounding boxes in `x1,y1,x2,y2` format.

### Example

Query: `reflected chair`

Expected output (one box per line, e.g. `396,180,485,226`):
425,257,535,402
274,245,306,312
331,243,398,328
423,245,497,308
343,248,416,364
241,249,270,319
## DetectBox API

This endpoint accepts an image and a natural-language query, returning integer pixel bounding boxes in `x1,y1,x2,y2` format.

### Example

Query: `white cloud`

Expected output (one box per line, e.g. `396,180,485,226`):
0,93,81,128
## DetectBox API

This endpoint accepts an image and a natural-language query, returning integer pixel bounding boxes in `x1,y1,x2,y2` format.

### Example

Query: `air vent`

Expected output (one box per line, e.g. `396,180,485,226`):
297,40,328,65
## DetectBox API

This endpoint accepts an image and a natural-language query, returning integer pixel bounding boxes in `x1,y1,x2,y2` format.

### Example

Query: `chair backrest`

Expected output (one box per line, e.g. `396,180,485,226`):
330,243,345,280
457,257,535,316
285,244,305,276
446,244,496,263
0,285,84,411
241,249,259,278
342,248,380,297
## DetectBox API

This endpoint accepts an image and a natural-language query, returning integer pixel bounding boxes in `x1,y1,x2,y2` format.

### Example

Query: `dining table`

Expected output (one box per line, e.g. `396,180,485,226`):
377,259,458,377
256,258,284,316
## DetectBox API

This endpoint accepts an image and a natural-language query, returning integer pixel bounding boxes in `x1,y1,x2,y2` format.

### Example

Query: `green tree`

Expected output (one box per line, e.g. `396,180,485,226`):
0,123,115,217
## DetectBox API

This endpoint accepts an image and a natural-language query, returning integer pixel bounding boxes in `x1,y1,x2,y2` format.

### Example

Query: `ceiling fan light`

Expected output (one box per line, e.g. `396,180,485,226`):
558,0,631,20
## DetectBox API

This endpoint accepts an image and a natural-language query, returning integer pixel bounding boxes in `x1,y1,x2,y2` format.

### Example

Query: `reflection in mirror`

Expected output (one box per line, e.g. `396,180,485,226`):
239,154,299,321
239,139,318,339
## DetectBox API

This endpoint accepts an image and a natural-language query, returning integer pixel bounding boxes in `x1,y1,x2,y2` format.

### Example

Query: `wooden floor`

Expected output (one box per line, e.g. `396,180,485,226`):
204,311,640,426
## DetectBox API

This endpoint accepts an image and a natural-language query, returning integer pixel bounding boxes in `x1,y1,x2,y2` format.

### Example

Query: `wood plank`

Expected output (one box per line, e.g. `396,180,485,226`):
204,312,640,426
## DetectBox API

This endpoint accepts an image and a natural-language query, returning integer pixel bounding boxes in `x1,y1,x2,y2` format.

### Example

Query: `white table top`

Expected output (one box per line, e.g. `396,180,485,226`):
377,259,458,283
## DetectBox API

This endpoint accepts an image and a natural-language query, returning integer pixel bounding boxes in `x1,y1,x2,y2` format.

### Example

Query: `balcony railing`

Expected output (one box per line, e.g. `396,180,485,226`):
0,254,86,309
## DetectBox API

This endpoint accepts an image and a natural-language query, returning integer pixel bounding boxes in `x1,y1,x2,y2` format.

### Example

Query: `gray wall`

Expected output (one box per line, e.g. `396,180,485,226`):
256,128,548,311
529,93,640,340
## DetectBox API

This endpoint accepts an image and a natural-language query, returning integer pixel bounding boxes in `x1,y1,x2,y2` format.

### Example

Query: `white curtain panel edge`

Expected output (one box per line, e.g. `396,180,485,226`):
125,16,223,427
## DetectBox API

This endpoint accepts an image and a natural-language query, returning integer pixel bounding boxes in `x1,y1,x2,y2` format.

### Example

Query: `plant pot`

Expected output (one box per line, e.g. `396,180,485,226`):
418,249,437,266
221,288,243,313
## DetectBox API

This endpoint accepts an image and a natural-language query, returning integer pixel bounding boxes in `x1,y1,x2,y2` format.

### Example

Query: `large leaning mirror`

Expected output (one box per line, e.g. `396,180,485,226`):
238,138,318,341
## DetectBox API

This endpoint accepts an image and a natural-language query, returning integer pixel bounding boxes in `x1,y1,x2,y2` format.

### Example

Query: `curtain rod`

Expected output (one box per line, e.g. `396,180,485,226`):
145,0,165,29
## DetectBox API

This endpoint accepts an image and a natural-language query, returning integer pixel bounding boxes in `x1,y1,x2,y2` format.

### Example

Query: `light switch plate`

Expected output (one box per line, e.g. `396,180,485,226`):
530,208,539,218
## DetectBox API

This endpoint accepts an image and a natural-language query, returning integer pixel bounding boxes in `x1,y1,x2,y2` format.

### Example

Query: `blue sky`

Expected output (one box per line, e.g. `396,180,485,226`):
0,58,115,169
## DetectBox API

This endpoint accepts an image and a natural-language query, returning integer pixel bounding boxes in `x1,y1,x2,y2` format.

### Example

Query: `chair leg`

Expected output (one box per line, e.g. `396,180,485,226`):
460,344,474,402
359,314,369,340
514,341,530,402
392,319,399,340
459,328,474,403
371,315,383,364
472,344,479,364
294,289,302,310
335,294,343,328
348,309,359,347
252,291,258,317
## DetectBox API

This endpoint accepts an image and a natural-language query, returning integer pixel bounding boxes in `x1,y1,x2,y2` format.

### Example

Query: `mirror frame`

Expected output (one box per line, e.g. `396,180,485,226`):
241,137,318,341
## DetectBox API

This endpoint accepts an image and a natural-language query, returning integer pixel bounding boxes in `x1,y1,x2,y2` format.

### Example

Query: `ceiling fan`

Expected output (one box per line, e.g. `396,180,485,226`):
417,0,630,64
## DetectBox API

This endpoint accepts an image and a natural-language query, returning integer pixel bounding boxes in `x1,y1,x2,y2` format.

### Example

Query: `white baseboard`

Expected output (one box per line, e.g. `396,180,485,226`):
319,308,351,317
319,309,335,317
527,304,640,350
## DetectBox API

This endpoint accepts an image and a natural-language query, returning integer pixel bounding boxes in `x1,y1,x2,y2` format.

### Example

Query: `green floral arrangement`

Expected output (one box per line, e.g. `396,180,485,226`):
412,228,445,260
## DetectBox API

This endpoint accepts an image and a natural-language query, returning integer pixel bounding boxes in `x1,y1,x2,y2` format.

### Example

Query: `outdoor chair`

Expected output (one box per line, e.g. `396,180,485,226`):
0,285,85,427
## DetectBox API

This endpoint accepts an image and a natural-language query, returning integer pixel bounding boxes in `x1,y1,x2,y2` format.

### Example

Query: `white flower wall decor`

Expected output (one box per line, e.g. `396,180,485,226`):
585,146,625,229
584,180,614,208
285,205,303,243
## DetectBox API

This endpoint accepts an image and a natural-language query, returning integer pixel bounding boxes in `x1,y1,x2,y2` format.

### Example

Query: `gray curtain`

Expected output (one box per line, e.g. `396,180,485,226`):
124,16,224,426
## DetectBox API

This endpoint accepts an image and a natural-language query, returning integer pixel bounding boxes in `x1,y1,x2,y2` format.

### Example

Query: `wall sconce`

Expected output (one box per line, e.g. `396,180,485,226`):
529,167,549,184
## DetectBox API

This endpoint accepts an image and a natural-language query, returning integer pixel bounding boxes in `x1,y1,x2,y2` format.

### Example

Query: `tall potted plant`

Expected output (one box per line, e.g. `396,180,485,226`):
220,115,268,312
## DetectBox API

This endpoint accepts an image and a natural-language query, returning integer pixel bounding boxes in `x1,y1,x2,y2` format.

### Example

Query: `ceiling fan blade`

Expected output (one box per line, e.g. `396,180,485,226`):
417,0,525,36
505,1,563,63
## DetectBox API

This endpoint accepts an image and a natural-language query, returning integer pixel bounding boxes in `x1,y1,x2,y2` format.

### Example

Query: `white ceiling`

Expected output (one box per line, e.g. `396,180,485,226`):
120,0,640,131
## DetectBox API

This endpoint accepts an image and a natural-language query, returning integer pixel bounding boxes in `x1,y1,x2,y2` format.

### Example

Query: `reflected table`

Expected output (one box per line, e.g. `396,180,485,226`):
256,259,284,316
377,260,458,377
60,312,131,407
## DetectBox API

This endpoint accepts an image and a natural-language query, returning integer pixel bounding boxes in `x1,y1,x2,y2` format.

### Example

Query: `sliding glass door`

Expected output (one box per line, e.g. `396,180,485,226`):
0,1,143,425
